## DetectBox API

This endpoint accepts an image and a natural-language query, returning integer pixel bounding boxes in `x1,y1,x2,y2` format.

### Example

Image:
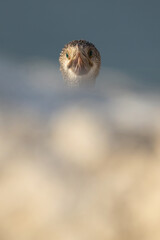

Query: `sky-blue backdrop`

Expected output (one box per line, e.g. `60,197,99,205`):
0,0,159,88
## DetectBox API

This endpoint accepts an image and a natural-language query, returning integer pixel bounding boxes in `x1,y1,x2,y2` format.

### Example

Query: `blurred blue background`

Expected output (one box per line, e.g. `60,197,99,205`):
0,0,159,89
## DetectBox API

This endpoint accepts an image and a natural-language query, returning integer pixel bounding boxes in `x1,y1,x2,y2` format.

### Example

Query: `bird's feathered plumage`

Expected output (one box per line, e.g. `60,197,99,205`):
59,40,101,88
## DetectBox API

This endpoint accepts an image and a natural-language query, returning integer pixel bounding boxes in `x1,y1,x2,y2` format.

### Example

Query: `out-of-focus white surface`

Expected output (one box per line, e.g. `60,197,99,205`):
0,58,160,240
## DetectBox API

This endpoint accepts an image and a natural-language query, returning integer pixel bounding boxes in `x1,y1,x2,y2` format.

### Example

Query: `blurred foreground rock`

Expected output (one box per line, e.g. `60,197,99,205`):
0,101,160,240
0,58,160,239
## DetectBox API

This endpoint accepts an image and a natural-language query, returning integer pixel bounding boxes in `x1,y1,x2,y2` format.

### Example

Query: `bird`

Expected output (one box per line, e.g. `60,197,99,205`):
59,40,101,88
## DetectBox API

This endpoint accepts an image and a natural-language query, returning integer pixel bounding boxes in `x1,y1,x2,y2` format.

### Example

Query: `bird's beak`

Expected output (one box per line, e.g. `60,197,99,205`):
77,52,83,66
74,51,87,75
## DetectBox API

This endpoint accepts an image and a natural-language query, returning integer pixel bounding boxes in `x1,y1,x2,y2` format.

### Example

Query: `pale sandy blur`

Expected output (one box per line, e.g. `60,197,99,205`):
0,58,160,240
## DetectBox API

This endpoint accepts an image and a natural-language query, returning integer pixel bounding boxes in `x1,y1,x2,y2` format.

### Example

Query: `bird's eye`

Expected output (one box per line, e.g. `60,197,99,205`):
88,50,93,57
66,53,69,58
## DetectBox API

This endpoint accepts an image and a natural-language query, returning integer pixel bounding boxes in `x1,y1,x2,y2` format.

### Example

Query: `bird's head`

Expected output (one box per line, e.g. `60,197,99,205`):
59,40,101,87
